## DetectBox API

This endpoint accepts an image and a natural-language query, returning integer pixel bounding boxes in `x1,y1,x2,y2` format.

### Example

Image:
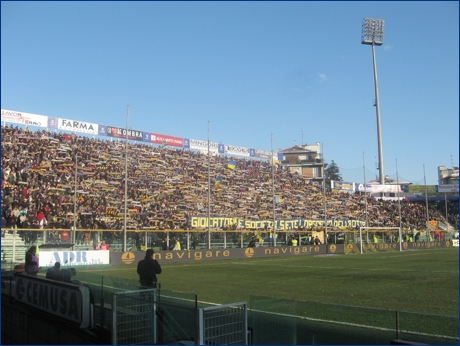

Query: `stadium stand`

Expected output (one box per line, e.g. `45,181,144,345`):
1,124,458,248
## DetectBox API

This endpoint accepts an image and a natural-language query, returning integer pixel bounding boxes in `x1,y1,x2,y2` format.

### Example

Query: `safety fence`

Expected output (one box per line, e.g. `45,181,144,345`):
198,302,248,345
2,271,457,345
249,295,459,345
112,289,247,345
112,289,158,345
70,272,247,344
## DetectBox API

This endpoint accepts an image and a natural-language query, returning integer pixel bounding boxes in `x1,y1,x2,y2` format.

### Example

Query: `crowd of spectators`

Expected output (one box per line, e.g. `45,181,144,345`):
1,124,458,245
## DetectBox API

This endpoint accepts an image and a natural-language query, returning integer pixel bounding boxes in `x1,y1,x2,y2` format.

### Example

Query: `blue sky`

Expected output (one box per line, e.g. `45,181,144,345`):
1,1,458,186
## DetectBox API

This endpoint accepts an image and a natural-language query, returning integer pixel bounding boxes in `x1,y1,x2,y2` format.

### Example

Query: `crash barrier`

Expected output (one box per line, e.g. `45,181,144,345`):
1,272,102,344
111,289,200,345
249,295,459,345
1,293,102,344
198,302,248,345
112,289,158,345
111,289,248,345
6,273,94,328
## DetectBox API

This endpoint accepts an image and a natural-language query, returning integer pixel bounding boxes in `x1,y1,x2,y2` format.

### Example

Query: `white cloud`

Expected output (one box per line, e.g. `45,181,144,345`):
318,73,327,83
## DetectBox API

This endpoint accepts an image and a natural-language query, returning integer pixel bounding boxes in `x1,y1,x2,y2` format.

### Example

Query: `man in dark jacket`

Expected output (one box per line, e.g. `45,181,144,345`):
248,236,257,248
46,262,61,281
61,267,77,283
137,249,162,288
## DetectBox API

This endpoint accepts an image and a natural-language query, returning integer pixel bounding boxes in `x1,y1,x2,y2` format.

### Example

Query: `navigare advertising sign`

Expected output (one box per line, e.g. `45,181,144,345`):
57,118,99,135
1,109,48,128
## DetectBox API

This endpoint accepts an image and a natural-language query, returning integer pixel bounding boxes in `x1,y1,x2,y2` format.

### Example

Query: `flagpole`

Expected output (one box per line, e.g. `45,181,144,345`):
207,121,211,250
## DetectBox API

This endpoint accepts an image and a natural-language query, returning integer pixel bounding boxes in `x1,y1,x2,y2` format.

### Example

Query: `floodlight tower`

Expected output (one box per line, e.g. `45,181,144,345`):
362,18,385,185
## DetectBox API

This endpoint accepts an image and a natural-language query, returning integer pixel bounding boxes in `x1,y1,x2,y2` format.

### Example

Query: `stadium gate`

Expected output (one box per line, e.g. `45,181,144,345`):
112,289,248,345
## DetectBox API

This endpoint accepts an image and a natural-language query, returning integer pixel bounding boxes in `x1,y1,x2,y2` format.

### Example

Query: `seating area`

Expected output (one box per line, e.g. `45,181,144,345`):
1,124,458,247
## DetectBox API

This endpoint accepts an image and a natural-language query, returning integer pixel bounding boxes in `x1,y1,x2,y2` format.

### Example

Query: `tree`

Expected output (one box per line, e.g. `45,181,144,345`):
324,160,342,191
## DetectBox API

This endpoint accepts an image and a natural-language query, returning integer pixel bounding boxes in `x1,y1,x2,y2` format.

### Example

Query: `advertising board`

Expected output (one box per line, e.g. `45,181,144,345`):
1,109,48,128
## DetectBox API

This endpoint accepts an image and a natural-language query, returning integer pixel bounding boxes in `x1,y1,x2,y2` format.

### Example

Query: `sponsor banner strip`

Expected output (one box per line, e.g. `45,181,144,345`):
106,125,144,140
190,216,366,230
224,144,250,157
1,109,48,128
438,184,459,193
39,250,110,266
58,118,99,135
150,133,183,147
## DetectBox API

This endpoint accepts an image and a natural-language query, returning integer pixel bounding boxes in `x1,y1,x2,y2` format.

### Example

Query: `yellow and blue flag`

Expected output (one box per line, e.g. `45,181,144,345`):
227,160,236,170
215,175,223,186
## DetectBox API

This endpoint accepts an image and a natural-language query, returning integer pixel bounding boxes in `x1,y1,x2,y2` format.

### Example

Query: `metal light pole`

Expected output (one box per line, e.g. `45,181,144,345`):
207,121,211,250
424,164,429,224
396,159,403,250
322,143,327,246
362,18,385,185
72,153,78,251
363,152,368,228
271,133,276,247
123,106,128,252
445,193,448,227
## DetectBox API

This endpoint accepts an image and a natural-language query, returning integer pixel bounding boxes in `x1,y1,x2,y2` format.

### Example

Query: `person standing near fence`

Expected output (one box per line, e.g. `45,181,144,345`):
137,249,162,288
25,246,39,276
314,236,322,245
172,238,181,250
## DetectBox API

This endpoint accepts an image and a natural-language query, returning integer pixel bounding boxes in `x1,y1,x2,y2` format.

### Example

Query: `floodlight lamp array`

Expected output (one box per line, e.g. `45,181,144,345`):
361,18,384,45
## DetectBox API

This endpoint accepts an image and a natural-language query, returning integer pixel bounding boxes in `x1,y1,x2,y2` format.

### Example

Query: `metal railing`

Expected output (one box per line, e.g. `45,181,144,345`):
112,289,158,345
198,302,248,345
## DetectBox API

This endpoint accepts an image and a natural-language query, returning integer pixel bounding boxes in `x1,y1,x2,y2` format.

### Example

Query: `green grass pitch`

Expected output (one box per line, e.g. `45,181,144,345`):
74,247,458,317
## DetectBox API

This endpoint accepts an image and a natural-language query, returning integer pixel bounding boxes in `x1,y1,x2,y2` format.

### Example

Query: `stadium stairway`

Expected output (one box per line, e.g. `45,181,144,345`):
1,231,29,263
